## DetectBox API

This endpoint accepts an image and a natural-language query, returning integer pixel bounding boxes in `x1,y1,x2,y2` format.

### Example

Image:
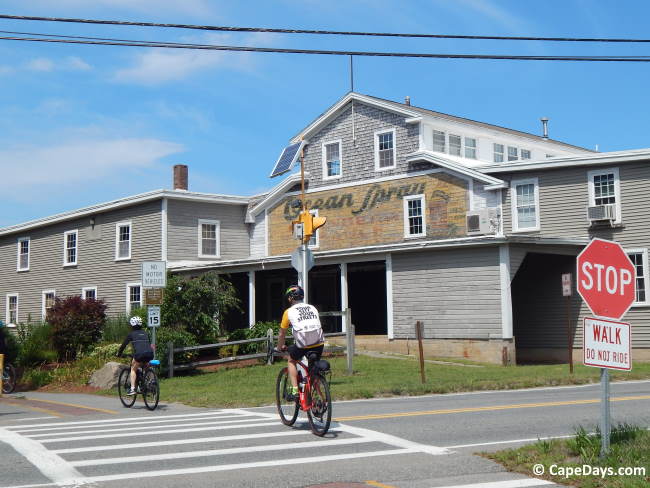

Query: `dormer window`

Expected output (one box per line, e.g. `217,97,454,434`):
323,140,342,179
433,130,446,152
449,134,462,156
493,144,504,162
465,138,477,159
432,130,478,159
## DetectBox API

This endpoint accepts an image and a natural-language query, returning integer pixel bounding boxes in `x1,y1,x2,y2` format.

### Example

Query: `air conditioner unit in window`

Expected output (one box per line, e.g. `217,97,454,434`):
466,208,498,235
587,204,616,222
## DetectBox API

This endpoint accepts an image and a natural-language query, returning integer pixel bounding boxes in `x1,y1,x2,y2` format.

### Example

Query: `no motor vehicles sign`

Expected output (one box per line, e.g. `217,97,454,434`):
583,317,631,371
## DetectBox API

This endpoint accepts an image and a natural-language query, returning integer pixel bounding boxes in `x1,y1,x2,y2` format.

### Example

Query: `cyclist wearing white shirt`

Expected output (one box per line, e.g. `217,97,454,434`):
277,285,324,400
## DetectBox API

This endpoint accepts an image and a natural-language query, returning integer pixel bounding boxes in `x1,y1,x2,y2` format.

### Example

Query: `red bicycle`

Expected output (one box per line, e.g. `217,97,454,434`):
275,350,332,436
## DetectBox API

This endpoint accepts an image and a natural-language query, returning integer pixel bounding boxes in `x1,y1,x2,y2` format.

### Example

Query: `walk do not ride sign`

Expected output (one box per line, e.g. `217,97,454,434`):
583,317,632,371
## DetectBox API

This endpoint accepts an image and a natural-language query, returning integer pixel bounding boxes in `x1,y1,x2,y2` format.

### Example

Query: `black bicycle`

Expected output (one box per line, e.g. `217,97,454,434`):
118,358,160,410
2,362,16,394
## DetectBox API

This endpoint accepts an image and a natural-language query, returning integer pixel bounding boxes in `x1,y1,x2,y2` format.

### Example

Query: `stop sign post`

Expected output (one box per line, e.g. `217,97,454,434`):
577,238,636,321
576,238,635,458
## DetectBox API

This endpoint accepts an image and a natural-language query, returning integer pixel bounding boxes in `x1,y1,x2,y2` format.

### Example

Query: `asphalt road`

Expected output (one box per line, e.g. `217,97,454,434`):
1,380,648,488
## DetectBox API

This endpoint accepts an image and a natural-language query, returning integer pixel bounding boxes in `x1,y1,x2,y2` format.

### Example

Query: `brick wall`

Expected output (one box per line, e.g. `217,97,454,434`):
268,172,469,255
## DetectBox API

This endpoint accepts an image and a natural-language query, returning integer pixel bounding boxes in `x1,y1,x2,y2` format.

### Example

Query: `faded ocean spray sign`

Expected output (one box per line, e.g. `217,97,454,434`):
283,182,426,220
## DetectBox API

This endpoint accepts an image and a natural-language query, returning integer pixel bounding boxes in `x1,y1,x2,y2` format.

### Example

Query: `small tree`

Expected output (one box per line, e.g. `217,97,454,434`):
47,296,107,361
162,272,240,343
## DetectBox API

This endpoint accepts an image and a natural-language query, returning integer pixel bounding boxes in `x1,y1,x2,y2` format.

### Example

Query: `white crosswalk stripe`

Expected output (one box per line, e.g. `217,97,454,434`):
0,407,442,487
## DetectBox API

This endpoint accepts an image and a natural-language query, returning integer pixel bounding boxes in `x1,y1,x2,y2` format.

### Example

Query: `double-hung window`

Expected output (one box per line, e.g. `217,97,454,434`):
627,249,648,305
432,130,446,153
375,129,396,170
42,290,56,318
82,287,97,300
63,230,78,266
493,144,504,163
198,219,220,257
6,294,18,326
126,283,142,313
588,168,621,224
115,222,131,260
323,141,342,179
403,194,426,238
507,146,519,161
464,137,477,159
521,149,531,160
511,178,540,232
17,237,29,271
449,134,462,156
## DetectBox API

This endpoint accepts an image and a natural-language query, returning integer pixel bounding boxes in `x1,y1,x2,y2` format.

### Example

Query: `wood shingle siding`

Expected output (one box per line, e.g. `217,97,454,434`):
0,200,162,321
391,248,502,339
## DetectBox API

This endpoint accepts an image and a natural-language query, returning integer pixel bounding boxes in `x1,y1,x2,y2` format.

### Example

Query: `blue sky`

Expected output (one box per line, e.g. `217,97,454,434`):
2,0,650,227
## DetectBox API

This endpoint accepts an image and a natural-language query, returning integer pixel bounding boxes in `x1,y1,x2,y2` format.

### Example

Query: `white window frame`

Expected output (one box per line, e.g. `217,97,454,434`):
322,139,342,180
198,219,221,258
82,286,98,300
42,289,56,319
493,143,504,163
6,294,18,327
374,128,397,171
511,178,540,232
464,137,478,159
587,167,621,224
126,282,142,314
403,194,426,238
115,221,132,261
432,129,446,153
626,248,649,306
63,229,78,266
17,237,30,272
307,209,320,249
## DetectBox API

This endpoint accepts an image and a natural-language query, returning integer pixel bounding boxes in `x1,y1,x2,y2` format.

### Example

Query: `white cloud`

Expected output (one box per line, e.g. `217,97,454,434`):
0,65,13,75
0,138,184,199
66,56,92,71
451,0,528,32
27,58,55,72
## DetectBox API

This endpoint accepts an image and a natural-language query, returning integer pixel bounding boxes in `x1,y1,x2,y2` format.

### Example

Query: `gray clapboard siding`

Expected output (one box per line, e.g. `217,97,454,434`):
391,248,502,339
301,102,420,189
166,199,249,261
0,200,162,321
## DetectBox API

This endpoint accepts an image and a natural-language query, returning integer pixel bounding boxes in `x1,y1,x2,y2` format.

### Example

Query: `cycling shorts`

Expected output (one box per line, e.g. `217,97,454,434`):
134,351,154,363
288,344,324,362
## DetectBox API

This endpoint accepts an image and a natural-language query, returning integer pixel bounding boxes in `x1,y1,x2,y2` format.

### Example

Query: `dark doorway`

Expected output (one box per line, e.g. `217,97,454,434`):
309,265,341,333
222,272,249,333
255,268,299,323
512,252,581,362
348,261,387,335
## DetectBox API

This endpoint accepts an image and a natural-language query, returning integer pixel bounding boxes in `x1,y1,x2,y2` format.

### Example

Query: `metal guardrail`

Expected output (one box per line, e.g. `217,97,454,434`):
167,308,355,378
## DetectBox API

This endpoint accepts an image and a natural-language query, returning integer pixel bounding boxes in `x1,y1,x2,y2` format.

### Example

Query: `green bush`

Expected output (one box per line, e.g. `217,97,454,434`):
22,368,53,389
102,315,131,343
47,296,107,361
87,343,122,360
155,327,199,374
227,321,280,354
3,330,21,363
17,322,57,367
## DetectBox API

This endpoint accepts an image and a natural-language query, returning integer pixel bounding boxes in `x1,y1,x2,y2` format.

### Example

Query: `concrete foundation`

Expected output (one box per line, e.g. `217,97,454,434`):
328,335,516,365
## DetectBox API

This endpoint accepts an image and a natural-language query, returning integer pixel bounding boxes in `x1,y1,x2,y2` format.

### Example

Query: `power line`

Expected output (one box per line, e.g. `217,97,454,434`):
3,33,650,62
2,13,650,43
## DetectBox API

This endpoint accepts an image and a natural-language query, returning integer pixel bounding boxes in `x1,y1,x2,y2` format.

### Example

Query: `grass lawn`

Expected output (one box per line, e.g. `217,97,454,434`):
144,355,650,408
485,426,650,487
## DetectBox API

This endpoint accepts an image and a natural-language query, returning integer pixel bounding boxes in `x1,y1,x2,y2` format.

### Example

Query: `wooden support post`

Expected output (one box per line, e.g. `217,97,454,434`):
167,342,174,379
416,321,425,383
267,328,275,365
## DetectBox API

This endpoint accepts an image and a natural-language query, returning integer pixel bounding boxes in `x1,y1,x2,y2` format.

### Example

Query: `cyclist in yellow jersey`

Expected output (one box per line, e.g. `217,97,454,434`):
277,285,324,400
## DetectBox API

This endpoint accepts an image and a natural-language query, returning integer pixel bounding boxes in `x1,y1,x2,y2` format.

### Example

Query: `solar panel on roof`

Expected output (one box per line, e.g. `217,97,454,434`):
269,141,305,178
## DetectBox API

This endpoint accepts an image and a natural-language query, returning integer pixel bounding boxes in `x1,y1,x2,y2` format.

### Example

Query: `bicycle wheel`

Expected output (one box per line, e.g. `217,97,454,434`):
118,368,136,408
275,367,299,426
142,369,160,411
307,374,331,436
2,364,16,394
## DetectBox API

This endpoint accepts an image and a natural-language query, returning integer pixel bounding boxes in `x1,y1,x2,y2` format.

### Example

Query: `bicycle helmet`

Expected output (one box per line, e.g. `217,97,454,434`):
285,284,304,301
129,316,143,327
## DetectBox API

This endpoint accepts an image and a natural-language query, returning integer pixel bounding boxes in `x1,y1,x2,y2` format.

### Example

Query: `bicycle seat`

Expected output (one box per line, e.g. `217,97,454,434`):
149,359,160,366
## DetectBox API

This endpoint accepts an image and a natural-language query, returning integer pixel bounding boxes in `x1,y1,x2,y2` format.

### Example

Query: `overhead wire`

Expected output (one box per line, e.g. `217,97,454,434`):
1,14,650,43
1,33,650,62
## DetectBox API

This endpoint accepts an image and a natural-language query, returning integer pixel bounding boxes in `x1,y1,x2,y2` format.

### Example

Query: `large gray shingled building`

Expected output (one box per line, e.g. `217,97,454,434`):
2,92,649,364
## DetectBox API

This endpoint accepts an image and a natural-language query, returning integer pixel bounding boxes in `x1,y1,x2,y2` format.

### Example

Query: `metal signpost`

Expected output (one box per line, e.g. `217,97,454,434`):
576,238,635,457
562,273,574,373
142,261,166,357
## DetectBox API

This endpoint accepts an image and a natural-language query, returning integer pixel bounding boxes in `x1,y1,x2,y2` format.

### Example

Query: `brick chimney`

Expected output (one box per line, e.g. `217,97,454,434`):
173,164,188,191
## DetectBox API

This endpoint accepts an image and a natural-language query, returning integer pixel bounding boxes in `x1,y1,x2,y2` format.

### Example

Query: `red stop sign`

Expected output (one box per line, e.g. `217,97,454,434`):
577,238,636,320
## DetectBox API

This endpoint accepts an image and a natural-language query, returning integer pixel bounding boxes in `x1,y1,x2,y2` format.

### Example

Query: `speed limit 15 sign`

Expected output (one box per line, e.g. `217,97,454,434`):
147,306,161,328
